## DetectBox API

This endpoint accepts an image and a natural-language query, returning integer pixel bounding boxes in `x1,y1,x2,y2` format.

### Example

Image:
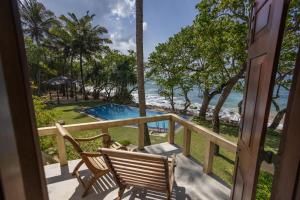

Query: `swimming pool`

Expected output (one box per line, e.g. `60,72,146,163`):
85,103,183,130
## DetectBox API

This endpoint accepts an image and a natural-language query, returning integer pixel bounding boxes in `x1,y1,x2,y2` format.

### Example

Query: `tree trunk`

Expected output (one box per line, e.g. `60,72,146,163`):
269,108,286,130
238,99,243,115
182,91,191,114
70,55,74,98
170,88,175,112
37,68,41,96
136,0,150,145
199,89,210,118
36,39,42,96
79,50,87,100
212,63,246,155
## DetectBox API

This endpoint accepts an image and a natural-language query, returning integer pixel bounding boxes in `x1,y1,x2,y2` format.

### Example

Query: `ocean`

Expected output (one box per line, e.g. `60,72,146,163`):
132,80,290,123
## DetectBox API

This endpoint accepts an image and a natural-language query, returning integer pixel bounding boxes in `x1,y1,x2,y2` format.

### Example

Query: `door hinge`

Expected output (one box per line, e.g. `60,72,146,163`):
259,150,280,168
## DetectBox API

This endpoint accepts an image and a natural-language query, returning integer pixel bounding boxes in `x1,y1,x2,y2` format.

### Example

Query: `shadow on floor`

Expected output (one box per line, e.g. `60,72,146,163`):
66,171,190,200
46,143,230,199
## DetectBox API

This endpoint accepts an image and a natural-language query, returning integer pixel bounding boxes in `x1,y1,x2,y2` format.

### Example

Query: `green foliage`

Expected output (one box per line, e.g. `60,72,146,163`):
119,140,131,146
19,0,57,44
148,0,250,114
193,0,249,95
86,50,137,102
256,172,273,200
32,96,59,127
148,27,195,111
270,0,300,124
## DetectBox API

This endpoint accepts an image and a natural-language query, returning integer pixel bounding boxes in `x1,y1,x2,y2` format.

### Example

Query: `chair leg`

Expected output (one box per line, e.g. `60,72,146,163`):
82,175,99,197
72,159,84,176
117,186,126,200
167,191,171,200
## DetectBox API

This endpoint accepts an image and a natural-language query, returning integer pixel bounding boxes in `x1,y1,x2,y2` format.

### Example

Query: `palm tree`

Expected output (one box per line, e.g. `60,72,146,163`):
136,0,151,145
19,0,57,95
19,0,56,45
60,12,111,100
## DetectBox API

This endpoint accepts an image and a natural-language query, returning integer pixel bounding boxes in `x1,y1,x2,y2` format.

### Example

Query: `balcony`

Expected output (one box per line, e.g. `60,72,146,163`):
39,114,273,199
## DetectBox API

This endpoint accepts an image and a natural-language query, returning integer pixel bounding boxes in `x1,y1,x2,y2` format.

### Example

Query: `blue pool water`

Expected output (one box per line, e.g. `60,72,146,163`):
85,104,186,130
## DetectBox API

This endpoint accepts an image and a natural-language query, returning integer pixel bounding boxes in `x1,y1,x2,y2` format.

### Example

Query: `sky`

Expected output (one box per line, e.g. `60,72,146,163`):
39,0,200,59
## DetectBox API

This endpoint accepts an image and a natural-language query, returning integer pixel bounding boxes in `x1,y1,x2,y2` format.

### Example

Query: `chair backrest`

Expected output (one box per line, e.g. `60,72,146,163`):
55,123,83,153
99,148,170,193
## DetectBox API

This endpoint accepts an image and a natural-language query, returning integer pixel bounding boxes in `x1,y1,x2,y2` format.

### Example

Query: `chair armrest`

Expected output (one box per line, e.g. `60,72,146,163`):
80,152,102,157
168,154,177,167
75,133,108,142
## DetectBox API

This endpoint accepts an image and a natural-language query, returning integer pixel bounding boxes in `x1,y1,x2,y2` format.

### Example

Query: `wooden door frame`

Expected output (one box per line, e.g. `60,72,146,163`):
231,0,290,199
0,0,48,199
271,44,300,199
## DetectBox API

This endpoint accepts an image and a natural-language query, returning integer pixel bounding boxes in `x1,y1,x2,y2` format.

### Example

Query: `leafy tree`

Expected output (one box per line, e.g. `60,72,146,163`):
86,50,137,102
192,1,229,118
60,12,111,100
111,51,137,102
19,0,56,45
19,0,58,94
148,42,181,112
269,0,300,129
148,27,194,113
32,96,59,127
194,0,250,142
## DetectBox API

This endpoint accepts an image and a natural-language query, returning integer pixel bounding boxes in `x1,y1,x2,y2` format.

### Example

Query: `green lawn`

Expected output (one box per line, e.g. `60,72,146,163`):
40,100,166,160
39,100,280,199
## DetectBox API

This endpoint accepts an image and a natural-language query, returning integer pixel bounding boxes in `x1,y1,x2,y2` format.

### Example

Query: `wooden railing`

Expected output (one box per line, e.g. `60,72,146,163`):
38,113,273,174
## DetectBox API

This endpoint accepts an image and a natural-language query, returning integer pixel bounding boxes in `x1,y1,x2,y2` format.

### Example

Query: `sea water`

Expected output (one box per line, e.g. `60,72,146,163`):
132,80,289,123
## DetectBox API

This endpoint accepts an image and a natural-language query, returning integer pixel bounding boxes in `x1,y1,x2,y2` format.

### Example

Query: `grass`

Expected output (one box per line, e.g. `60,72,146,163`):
39,100,280,198
40,100,166,160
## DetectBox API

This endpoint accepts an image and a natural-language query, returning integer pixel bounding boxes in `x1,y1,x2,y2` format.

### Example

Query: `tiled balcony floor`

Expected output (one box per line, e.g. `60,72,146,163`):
44,142,230,200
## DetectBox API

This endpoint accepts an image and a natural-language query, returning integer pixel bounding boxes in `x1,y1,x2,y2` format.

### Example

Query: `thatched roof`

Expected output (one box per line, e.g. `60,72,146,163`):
46,76,72,86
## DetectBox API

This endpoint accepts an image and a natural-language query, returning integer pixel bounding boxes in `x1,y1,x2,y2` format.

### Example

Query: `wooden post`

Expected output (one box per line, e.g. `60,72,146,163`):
138,122,145,150
183,127,191,156
56,133,67,166
203,139,214,174
168,119,175,144
102,126,108,134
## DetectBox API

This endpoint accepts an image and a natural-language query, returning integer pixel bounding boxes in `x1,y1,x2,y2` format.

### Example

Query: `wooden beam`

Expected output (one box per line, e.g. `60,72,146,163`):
138,122,145,150
38,114,171,135
183,127,191,156
38,113,274,174
168,119,175,144
170,114,237,152
55,133,67,166
101,126,108,134
203,140,214,174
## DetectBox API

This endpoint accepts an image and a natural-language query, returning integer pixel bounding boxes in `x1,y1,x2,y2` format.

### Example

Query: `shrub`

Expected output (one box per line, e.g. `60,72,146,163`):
256,171,273,200
32,96,59,127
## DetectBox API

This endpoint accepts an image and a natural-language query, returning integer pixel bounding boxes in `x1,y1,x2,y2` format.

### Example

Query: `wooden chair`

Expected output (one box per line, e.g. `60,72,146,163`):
55,123,124,197
99,148,176,200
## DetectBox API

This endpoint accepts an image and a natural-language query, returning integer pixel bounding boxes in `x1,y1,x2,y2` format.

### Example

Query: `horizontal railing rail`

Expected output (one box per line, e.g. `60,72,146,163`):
38,113,274,175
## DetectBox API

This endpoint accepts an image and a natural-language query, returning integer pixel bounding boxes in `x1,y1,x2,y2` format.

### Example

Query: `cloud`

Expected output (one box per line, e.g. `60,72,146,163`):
143,22,148,31
111,0,136,18
109,32,136,54
39,0,136,54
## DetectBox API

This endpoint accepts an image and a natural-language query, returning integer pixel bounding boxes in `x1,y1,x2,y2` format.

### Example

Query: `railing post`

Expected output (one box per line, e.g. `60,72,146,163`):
203,139,214,174
101,126,108,134
168,119,175,144
183,127,191,156
56,132,67,166
138,122,145,150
